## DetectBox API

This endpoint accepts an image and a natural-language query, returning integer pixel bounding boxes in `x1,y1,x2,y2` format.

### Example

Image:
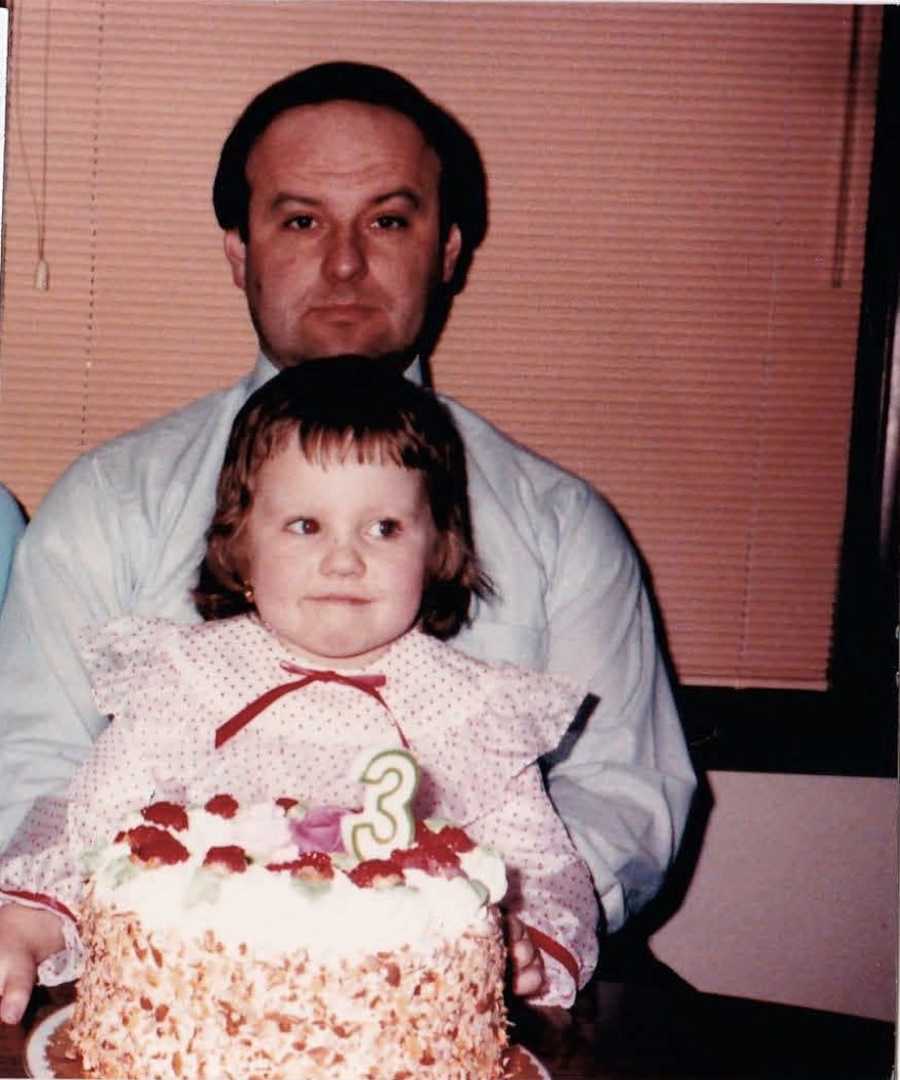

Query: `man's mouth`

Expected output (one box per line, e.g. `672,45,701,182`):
308,303,376,323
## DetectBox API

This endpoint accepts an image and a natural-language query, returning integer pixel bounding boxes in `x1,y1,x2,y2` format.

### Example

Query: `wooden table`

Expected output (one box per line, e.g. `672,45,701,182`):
2,977,894,1078
509,977,895,1080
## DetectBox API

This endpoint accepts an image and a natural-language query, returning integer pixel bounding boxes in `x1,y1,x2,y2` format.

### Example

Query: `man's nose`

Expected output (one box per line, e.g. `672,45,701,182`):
320,538,366,576
322,226,367,284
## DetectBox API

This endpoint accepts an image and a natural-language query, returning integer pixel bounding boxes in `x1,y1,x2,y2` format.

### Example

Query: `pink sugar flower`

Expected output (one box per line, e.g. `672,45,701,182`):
289,805,347,854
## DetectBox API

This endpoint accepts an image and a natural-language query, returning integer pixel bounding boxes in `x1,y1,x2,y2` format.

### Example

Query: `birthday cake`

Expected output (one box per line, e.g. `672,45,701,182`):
68,785,510,1079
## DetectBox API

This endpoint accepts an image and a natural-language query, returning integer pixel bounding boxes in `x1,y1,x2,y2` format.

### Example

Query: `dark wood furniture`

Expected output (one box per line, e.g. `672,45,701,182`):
3,976,894,1079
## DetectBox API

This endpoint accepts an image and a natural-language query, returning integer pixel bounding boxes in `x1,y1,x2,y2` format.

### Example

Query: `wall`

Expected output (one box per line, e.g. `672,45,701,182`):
650,771,898,1022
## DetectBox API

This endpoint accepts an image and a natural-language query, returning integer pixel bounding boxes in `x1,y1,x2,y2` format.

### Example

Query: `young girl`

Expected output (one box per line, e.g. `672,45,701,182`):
0,357,598,1022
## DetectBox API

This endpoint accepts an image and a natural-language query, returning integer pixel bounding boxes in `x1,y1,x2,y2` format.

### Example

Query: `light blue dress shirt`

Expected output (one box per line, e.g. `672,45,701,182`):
0,484,25,608
0,355,695,933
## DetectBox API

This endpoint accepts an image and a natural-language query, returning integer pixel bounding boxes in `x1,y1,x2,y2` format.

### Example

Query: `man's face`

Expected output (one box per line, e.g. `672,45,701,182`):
224,101,462,367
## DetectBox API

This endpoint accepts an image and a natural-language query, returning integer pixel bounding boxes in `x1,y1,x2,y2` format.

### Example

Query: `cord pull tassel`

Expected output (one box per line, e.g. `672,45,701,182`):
34,258,49,291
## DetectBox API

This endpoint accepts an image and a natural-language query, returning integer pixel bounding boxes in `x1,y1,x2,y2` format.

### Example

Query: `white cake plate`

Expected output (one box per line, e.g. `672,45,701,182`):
508,1043,553,1078
23,1002,73,1078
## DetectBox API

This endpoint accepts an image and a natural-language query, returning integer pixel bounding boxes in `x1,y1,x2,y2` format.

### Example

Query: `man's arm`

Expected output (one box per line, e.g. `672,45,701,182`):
0,365,268,853
441,397,695,931
0,456,123,850
539,487,696,933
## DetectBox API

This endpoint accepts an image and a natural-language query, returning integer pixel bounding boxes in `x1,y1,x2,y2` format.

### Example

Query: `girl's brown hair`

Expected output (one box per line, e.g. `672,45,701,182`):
194,356,492,639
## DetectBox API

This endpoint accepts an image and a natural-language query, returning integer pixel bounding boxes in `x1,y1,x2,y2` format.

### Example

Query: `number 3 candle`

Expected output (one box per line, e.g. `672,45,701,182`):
341,748,420,861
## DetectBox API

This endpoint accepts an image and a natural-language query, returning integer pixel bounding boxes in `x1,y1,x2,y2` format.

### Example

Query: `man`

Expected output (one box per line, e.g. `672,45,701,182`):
0,62,695,1021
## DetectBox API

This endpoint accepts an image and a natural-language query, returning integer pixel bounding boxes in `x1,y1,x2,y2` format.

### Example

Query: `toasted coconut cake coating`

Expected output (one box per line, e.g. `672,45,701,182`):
70,797,509,1079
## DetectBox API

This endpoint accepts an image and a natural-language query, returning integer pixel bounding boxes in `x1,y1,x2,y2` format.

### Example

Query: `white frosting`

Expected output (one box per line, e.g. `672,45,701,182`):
459,844,508,905
88,801,507,962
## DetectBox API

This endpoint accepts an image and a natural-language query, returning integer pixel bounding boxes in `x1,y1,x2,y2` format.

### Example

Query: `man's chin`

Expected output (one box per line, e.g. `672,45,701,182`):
281,341,418,373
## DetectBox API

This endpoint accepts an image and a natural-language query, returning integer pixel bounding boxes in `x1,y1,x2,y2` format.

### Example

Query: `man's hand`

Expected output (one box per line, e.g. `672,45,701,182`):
506,912,546,998
0,903,64,1024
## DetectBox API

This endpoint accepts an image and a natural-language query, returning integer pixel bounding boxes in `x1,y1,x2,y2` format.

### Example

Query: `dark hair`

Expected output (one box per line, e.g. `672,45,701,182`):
194,356,492,639
212,61,488,294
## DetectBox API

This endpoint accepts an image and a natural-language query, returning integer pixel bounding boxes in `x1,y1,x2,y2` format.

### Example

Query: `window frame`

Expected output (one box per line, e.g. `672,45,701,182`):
681,6,899,780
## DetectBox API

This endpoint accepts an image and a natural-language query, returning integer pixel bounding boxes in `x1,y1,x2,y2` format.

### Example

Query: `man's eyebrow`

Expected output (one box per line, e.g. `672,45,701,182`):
372,188,422,209
270,193,321,211
267,188,423,213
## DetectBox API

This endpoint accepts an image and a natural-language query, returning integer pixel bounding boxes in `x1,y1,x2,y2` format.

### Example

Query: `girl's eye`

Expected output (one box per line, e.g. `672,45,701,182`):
288,518,319,535
368,519,401,539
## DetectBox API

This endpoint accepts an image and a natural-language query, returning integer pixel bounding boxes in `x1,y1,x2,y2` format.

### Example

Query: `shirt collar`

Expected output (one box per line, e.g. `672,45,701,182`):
248,351,279,395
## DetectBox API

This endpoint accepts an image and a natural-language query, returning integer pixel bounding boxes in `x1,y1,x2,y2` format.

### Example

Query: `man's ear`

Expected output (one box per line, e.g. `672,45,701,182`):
223,229,248,290
441,224,462,285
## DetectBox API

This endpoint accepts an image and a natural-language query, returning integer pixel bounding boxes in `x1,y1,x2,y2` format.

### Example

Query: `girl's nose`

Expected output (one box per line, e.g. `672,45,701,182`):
320,539,366,577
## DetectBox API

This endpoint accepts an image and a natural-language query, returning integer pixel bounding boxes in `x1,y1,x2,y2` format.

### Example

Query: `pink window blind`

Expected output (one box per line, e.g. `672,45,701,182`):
0,2,881,689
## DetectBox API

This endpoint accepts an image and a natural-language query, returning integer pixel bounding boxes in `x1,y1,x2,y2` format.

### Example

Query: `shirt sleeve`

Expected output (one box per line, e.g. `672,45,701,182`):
466,765,599,1008
0,456,128,851
538,486,697,933
0,374,253,856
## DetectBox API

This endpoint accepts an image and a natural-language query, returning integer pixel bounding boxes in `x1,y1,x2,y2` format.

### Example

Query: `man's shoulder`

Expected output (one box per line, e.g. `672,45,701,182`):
436,392,576,476
436,391,615,522
91,374,251,464
47,370,256,503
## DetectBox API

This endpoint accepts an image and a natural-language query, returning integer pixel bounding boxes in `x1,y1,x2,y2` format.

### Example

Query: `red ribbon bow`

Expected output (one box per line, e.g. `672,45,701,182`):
214,662,388,749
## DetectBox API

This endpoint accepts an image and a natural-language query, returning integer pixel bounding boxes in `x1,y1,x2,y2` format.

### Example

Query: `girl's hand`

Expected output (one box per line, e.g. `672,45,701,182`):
0,904,64,1024
505,912,546,998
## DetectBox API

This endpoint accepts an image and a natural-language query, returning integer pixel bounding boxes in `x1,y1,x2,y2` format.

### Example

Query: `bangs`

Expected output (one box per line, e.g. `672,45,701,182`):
293,420,430,474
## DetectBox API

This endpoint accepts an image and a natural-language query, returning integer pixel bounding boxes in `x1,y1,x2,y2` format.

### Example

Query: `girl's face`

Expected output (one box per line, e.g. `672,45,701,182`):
243,442,439,668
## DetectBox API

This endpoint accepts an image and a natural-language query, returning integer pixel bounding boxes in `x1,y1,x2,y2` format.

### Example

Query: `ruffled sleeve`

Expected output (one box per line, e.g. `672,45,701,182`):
0,617,199,985
0,795,83,986
67,616,206,849
387,637,599,1007
468,661,587,775
465,766,600,1008
77,614,190,723
397,635,589,827
465,667,600,1006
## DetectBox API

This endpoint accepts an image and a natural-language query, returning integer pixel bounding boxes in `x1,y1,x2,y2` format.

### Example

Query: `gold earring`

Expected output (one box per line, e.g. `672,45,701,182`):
243,585,255,604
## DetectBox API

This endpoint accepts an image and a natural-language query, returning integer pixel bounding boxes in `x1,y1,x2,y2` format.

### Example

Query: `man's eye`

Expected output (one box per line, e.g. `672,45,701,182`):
372,215,408,230
288,518,319,535
368,519,401,538
286,215,316,230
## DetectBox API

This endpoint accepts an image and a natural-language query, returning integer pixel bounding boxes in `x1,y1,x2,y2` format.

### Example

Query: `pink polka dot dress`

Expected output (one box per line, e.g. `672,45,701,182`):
0,615,599,1006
